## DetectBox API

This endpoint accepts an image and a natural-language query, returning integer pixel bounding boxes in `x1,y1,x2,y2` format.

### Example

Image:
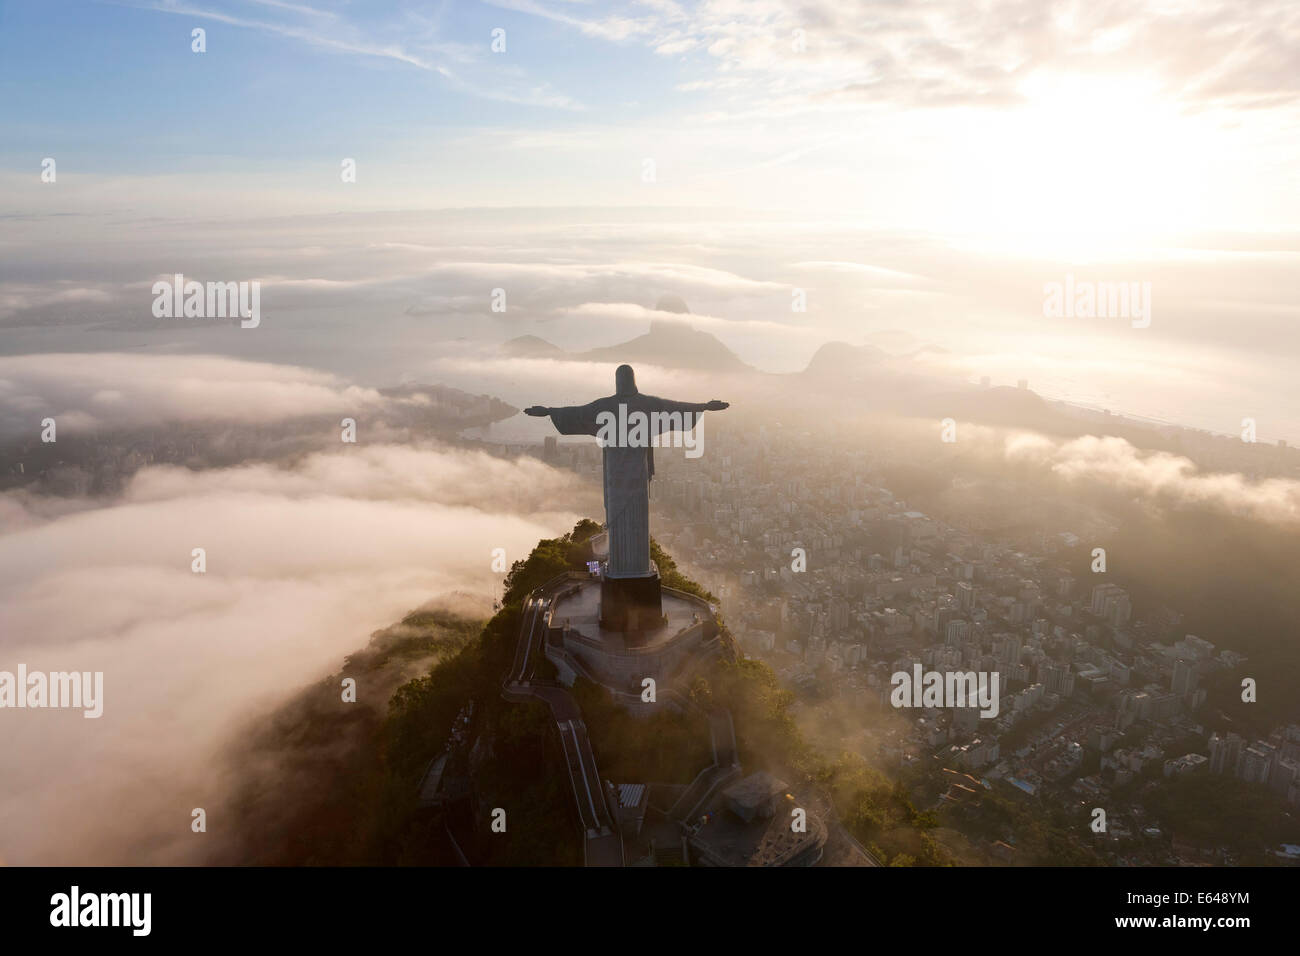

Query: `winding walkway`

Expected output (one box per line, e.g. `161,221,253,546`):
501,576,623,867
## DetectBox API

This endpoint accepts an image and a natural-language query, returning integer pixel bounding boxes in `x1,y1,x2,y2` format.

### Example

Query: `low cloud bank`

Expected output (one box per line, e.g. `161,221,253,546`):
0,439,592,864
1006,432,1300,524
0,353,385,441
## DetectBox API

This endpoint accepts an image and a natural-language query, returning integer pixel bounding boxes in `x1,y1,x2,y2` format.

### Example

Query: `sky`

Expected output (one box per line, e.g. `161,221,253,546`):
2,0,1300,440
2,0,1298,229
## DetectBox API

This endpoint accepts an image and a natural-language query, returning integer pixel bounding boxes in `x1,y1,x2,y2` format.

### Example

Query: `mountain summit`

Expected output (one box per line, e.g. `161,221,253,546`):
500,296,752,373
578,317,751,372
653,293,691,314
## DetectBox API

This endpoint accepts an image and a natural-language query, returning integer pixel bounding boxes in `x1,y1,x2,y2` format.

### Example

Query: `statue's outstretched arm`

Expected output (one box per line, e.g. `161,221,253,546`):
649,397,729,414
524,401,602,436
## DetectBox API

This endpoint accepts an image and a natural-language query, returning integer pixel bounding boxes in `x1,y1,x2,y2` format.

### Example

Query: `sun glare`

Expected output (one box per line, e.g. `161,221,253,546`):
952,73,1217,258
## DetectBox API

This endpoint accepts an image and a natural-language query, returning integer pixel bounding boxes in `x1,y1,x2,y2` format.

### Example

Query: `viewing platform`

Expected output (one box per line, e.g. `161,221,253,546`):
542,574,724,704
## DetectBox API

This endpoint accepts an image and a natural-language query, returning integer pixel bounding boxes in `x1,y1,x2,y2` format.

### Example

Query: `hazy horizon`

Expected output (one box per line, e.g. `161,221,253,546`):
4,0,1300,441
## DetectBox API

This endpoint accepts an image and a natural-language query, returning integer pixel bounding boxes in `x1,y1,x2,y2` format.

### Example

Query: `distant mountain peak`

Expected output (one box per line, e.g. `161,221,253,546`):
580,318,749,372
653,293,691,314
647,316,695,335
802,340,888,377
501,334,562,357
498,295,750,373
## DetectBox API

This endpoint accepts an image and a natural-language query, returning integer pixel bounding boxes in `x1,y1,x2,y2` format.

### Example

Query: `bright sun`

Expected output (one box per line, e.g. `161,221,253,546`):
951,73,1217,257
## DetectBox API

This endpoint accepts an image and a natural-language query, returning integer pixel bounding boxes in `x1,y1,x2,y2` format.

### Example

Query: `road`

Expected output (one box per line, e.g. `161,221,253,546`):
507,595,548,685
502,575,624,867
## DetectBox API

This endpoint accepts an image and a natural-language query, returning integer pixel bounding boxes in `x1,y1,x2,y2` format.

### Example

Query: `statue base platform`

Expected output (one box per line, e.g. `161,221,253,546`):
599,570,662,633
543,575,723,708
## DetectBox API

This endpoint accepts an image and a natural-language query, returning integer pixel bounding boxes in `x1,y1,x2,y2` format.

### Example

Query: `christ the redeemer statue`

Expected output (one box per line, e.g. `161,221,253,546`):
525,364,728,631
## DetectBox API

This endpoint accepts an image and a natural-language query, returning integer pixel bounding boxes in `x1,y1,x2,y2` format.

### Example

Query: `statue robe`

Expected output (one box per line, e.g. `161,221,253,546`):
545,393,711,579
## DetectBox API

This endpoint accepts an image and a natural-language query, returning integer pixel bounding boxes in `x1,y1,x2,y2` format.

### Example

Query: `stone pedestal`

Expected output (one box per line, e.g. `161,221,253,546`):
599,569,662,633
546,576,722,705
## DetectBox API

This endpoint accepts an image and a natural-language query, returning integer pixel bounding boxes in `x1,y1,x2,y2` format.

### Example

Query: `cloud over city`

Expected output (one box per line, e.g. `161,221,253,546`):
1006,431,1300,524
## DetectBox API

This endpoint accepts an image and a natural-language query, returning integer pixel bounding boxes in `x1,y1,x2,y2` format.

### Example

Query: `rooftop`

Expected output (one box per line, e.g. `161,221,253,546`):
723,771,790,811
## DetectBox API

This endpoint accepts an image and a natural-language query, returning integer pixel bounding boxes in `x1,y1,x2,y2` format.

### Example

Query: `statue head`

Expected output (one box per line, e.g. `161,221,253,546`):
615,364,638,396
